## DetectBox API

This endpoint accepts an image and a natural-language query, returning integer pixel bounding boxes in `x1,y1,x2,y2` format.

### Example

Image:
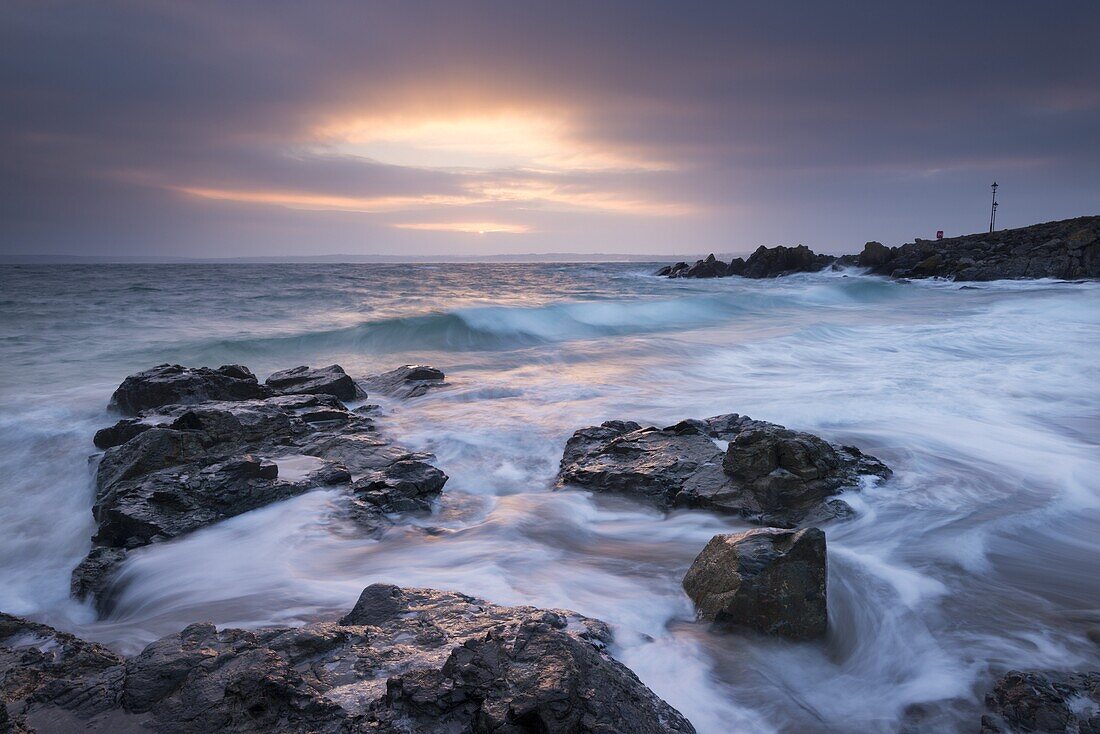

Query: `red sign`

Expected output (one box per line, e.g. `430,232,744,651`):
936,230,944,240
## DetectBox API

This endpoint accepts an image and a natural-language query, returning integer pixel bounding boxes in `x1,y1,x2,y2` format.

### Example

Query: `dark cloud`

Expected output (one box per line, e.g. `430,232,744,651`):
2,0,1098,257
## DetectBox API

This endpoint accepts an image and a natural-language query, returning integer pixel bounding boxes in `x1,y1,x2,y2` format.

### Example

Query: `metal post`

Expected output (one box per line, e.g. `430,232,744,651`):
989,182,999,233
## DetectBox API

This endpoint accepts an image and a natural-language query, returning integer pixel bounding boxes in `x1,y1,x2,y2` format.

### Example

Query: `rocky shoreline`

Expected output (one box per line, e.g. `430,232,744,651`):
1,363,1095,732
657,215,1100,281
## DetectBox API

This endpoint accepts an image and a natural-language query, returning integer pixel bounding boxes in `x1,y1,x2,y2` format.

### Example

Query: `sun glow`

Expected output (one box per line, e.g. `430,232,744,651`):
313,111,667,172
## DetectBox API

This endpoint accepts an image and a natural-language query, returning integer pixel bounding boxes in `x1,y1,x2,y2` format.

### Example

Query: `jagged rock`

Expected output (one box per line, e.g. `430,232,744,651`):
1,586,695,733
78,366,449,610
662,245,834,279
682,527,827,639
740,244,833,278
265,365,367,401
558,414,889,527
0,613,125,732
92,419,152,450
364,365,445,399
862,216,1100,281
980,670,1099,733
108,364,272,415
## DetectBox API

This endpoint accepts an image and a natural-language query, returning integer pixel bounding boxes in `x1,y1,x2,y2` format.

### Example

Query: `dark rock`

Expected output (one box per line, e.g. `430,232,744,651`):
741,244,834,278
78,366,449,610
980,670,1099,733
2,586,695,733
662,245,834,279
108,364,272,415
858,241,893,268
682,527,827,639
265,365,367,402
558,413,889,527
92,419,152,450
866,216,1100,281
364,365,445,399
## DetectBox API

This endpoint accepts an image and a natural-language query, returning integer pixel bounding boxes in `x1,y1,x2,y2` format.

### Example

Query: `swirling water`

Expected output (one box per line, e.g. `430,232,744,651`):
1,263,1098,732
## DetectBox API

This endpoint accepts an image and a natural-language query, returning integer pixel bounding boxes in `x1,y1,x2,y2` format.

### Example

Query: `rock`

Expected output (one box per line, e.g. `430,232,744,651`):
364,365,445,399
92,419,152,450
980,670,1099,733
1,586,695,733
265,364,367,402
858,241,893,268
662,245,835,279
866,216,1100,281
0,612,124,732
108,364,272,415
558,413,889,527
740,244,833,278
682,527,827,639
77,366,449,610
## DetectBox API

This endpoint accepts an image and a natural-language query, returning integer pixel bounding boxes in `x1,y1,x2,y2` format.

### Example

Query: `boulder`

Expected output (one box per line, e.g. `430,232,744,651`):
558,414,889,527
682,527,827,639
858,241,893,268
78,366,449,611
108,364,272,415
364,365,445,399
740,244,833,278
1,585,696,733
264,364,366,401
980,670,1099,733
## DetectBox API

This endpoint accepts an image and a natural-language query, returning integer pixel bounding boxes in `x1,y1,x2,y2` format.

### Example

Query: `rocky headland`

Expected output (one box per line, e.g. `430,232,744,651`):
657,215,1100,281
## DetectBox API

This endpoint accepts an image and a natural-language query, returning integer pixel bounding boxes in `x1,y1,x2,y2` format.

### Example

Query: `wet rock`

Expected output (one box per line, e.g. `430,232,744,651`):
108,364,272,415
558,413,889,527
980,670,1099,733
364,365,445,399
864,216,1100,281
265,364,367,402
0,613,124,732
662,245,834,279
78,366,449,610
92,419,151,450
682,527,827,639
2,586,695,733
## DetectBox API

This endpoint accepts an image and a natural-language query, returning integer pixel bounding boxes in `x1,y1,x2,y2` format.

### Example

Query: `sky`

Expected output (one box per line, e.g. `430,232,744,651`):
2,1,1098,259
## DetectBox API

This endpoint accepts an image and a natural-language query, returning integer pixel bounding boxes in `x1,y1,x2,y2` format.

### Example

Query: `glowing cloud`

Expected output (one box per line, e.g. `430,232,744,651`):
313,110,668,172
393,222,532,234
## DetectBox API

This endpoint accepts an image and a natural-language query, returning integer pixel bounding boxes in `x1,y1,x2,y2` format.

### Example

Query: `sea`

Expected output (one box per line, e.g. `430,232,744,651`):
1,262,1098,732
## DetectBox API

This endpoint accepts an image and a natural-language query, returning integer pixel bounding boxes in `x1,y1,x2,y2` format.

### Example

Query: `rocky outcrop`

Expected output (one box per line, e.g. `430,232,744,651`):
1,585,696,734
682,527,827,639
363,365,445,399
108,364,272,415
858,216,1100,281
265,364,367,402
558,414,889,527
980,670,1099,733
658,245,833,279
77,365,448,611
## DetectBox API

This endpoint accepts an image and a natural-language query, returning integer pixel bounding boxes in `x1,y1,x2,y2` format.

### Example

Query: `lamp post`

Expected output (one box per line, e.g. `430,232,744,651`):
989,182,999,233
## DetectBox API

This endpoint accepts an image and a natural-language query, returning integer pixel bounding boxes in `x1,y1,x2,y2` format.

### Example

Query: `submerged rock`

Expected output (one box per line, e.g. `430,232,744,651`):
1,585,696,733
682,527,827,639
108,364,272,415
265,364,367,401
558,414,889,527
980,670,1099,733
78,365,449,611
364,365,445,399
860,216,1100,281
